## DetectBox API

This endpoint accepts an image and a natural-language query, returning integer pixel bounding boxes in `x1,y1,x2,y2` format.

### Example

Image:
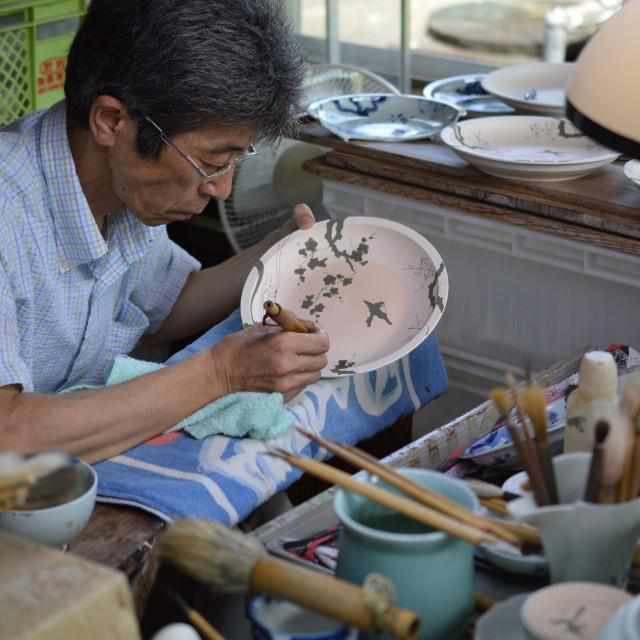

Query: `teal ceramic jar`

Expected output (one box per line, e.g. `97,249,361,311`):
334,468,478,640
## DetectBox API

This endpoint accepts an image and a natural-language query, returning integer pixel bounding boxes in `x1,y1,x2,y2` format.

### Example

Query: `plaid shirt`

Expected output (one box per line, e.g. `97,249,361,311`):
0,102,200,392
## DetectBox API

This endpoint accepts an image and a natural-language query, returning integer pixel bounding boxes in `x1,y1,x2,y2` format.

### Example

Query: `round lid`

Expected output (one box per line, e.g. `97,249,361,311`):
521,582,631,640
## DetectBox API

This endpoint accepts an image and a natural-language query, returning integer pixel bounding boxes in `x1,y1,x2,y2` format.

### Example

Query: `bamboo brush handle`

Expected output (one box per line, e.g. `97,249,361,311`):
251,557,420,640
278,453,497,546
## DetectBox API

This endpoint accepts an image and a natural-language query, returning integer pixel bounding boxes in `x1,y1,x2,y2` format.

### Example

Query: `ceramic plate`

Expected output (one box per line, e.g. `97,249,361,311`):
307,93,460,142
440,116,619,182
423,74,514,117
481,62,574,116
240,217,448,377
475,594,530,640
624,160,640,189
460,397,566,468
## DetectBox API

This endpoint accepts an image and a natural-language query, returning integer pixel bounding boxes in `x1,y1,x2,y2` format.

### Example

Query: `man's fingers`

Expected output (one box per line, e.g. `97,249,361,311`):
294,203,315,230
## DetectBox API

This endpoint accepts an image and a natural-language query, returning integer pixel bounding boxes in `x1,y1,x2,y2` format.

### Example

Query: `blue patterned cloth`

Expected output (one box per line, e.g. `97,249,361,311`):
95,309,448,523
0,102,199,391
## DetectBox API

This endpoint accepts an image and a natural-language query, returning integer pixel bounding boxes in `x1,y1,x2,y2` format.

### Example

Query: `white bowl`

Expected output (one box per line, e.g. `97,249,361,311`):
482,62,574,116
440,116,619,183
0,459,97,547
624,159,640,189
307,93,460,142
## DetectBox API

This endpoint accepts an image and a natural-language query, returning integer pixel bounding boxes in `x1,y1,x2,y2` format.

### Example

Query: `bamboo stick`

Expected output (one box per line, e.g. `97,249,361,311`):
268,448,503,548
296,428,521,547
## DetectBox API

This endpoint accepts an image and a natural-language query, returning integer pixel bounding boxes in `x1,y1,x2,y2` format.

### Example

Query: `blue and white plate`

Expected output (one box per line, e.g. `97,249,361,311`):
460,397,566,468
307,93,460,142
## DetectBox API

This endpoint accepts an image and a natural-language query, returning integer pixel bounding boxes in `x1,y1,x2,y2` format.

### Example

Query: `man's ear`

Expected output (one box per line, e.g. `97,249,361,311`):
88,96,130,148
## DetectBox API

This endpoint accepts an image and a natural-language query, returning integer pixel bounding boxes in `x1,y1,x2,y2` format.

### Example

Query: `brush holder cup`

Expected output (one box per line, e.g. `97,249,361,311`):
334,468,478,640
508,452,640,586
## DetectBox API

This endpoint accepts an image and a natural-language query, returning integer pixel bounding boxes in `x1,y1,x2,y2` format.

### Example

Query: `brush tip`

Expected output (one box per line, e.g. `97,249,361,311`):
490,388,513,416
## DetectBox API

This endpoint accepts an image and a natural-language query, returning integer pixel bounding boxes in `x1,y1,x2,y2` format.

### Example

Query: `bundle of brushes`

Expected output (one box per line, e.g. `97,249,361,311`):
490,376,640,507
490,375,558,507
267,429,541,554
158,519,420,640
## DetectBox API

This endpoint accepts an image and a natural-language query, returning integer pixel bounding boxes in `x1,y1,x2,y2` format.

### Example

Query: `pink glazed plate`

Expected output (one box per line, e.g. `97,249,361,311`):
240,217,448,377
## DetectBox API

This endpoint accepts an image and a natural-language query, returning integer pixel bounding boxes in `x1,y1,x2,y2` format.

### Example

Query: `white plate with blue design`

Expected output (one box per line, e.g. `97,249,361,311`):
440,116,619,182
240,217,448,377
307,93,460,142
423,74,514,117
460,396,566,468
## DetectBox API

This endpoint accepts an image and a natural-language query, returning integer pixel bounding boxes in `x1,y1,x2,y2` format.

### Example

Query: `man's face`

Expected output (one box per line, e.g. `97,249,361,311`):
108,118,255,226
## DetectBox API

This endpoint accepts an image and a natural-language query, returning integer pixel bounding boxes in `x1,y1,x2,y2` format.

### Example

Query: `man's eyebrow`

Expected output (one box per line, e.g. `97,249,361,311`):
200,143,247,155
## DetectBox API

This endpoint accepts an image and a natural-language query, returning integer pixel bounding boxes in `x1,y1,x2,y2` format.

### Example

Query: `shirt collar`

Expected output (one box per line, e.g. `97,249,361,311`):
39,102,156,272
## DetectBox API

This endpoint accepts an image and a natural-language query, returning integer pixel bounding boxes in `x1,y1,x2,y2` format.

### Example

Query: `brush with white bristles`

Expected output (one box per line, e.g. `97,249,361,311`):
159,519,420,640
0,451,72,510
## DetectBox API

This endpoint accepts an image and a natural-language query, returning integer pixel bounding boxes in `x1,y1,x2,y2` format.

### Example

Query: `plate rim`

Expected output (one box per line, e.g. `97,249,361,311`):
423,73,513,113
240,216,449,378
440,116,619,167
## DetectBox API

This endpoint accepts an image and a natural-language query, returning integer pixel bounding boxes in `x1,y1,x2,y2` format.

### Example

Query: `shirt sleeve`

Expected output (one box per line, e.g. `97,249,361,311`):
0,258,33,391
131,227,201,335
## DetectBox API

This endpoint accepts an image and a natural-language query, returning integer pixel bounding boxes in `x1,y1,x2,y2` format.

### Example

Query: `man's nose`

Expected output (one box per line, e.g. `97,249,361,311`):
198,169,234,201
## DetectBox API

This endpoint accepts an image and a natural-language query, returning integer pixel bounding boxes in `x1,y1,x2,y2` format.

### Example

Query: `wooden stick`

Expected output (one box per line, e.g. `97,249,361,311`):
297,428,521,548
628,418,640,500
584,420,609,503
165,589,226,640
268,448,503,548
474,592,496,613
262,301,317,333
480,497,509,515
250,557,420,640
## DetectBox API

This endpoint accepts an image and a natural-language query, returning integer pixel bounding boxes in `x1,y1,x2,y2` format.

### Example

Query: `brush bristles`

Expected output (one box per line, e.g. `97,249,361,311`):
490,388,513,418
158,519,266,594
521,387,548,442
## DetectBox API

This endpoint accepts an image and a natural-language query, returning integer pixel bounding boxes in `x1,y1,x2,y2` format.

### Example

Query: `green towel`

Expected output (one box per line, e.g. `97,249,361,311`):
67,355,294,440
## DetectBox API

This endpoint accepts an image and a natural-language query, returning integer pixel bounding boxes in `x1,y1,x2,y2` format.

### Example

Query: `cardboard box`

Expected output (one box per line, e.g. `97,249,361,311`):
0,532,141,640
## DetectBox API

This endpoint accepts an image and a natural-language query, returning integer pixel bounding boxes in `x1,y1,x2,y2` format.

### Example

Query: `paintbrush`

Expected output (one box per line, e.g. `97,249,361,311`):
584,420,610,503
521,385,559,504
0,451,74,511
262,301,317,333
295,427,521,548
163,588,226,640
158,520,420,640
491,386,550,507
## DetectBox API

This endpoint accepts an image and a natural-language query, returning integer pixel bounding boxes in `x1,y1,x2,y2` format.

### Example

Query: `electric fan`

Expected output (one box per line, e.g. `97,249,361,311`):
217,63,399,253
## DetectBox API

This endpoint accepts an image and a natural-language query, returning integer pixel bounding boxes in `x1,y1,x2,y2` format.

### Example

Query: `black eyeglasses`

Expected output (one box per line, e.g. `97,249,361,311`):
144,115,257,181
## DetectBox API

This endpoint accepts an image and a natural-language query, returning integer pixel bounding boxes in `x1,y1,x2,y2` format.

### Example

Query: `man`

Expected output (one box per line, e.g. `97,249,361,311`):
0,0,329,462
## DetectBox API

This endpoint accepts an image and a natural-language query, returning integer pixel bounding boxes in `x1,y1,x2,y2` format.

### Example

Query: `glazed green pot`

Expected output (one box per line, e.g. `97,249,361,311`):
334,468,478,640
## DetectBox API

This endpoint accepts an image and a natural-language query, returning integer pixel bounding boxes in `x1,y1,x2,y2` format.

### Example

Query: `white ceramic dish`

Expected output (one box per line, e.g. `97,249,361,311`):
307,93,460,142
241,217,448,377
481,62,574,116
598,595,640,640
423,74,513,117
460,396,566,468
0,459,97,547
440,116,619,182
624,159,640,189
474,593,529,640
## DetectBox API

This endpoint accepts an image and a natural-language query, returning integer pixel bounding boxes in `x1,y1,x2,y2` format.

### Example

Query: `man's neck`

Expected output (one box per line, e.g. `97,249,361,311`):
67,124,121,237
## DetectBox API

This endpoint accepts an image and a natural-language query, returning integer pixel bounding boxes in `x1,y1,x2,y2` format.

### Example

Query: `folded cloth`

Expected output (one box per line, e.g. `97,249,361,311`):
84,355,293,440
94,309,449,524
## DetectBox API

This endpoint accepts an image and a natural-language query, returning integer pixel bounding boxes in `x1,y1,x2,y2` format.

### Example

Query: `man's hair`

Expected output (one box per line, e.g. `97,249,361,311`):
64,0,304,157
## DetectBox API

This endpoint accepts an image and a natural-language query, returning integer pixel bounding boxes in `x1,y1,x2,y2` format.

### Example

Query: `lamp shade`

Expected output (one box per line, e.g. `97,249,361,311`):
566,1,640,157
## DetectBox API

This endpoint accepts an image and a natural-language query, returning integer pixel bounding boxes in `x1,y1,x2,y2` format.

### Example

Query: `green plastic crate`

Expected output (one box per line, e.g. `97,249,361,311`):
0,0,86,127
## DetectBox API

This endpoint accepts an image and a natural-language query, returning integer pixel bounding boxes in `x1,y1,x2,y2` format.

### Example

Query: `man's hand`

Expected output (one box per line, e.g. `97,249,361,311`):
209,323,330,402
267,202,316,245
